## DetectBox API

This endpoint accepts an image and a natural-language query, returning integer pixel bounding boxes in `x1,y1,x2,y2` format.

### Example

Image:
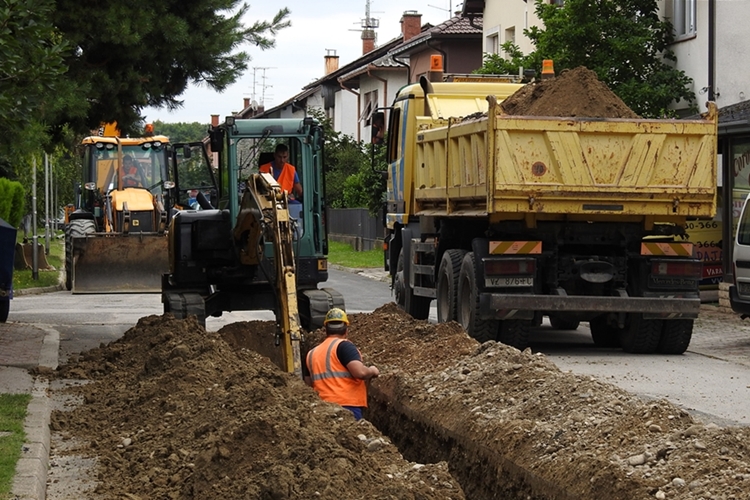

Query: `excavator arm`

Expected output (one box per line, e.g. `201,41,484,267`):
234,173,303,377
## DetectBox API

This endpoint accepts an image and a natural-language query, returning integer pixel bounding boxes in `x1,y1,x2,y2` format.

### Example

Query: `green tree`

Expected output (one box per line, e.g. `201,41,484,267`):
524,0,695,117
0,0,70,152
474,42,535,76
50,1,290,136
152,121,210,143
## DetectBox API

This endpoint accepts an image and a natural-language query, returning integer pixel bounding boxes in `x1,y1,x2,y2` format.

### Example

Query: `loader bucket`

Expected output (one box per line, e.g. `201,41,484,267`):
71,234,168,293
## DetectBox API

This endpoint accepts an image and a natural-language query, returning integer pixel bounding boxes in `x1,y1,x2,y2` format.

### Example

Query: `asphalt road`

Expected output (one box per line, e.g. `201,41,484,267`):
9,268,750,426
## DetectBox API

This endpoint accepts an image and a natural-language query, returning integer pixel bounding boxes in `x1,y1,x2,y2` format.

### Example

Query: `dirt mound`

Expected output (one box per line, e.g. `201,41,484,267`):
501,66,640,119
50,314,464,499
48,307,750,499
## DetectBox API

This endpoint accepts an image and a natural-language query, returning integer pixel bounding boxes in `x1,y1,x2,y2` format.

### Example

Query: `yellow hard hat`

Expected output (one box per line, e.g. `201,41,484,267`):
324,308,349,325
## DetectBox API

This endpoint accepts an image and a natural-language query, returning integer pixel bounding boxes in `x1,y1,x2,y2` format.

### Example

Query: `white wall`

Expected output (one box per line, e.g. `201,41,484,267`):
334,89,358,139
483,0,541,57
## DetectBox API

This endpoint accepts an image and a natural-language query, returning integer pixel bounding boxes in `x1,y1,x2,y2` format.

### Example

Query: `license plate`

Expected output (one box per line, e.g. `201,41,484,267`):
485,276,534,287
739,282,750,295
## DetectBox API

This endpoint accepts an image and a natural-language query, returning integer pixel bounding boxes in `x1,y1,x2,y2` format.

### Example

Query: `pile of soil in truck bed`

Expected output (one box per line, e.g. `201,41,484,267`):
500,66,640,119
47,306,750,500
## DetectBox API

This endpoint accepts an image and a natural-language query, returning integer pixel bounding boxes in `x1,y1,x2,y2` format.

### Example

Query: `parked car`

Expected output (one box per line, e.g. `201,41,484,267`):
730,193,750,317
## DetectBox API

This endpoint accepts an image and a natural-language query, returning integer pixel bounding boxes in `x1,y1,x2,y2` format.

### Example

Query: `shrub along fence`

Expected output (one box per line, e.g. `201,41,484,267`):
326,208,382,251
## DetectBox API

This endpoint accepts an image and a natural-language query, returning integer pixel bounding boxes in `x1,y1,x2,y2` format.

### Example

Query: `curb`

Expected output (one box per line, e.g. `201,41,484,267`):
12,378,51,500
14,284,64,297
330,264,390,283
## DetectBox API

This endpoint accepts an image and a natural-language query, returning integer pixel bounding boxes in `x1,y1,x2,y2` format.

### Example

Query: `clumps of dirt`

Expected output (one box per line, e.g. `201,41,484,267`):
50,314,464,500
48,306,750,500
500,66,640,119
349,305,750,499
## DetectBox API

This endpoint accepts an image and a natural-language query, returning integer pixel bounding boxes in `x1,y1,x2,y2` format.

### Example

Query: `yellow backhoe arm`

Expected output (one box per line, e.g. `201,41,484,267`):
235,173,303,376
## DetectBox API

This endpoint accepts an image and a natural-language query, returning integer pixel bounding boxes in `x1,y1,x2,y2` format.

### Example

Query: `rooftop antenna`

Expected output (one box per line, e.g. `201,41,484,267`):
428,1,455,18
350,0,381,44
252,66,276,106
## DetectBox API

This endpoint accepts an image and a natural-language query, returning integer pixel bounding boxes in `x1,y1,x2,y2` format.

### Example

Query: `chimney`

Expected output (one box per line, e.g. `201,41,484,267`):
401,10,422,42
211,114,219,127
244,98,251,109
324,49,340,75
362,29,376,55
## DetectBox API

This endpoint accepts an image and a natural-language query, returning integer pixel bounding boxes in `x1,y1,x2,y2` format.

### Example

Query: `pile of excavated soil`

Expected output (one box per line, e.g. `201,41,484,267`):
500,66,640,119
47,306,750,499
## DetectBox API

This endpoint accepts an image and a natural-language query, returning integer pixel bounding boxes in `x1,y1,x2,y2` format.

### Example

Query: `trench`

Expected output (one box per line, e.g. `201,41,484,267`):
222,322,577,500
364,387,575,500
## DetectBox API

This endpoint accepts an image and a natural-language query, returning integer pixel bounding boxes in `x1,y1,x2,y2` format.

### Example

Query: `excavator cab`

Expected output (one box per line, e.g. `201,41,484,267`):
162,117,344,376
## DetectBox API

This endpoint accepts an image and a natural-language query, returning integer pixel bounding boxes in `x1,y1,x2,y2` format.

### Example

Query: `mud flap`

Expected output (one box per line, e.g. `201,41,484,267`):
71,235,168,293
299,288,345,330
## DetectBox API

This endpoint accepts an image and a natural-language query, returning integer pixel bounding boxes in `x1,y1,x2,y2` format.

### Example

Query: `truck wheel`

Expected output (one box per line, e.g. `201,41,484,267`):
457,252,498,342
395,250,430,320
619,314,662,353
657,319,693,354
65,219,96,291
498,320,530,350
549,315,580,331
437,249,466,323
0,300,8,323
588,316,622,348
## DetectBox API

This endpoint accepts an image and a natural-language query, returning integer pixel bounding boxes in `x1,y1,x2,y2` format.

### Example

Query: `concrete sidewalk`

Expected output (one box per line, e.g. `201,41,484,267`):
0,320,59,500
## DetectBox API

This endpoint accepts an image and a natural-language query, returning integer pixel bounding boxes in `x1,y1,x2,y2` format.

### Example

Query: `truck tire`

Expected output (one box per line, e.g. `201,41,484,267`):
588,316,622,348
657,319,693,354
549,315,580,331
457,252,498,343
395,250,430,320
619,314,662,353
498,320,530,350
65,219,96,291
437,249,467,323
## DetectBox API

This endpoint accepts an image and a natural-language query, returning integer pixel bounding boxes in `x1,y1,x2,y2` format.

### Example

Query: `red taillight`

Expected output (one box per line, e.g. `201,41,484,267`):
651,260,702,278
484,258,536,275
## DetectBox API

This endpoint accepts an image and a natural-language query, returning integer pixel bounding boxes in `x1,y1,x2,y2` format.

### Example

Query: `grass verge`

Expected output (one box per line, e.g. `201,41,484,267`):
0,393,31,498
12,232,64,291
327,240,383,269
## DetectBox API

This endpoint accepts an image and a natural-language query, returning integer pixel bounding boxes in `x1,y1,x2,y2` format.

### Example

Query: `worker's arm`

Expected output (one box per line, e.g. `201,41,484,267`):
346,360,379,380
293,181,303,200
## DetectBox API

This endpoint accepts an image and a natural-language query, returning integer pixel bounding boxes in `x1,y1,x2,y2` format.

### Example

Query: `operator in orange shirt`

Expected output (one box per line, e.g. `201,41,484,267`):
259,144,303,203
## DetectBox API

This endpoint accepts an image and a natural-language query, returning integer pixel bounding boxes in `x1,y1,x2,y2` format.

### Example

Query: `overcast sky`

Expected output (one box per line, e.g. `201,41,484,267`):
142,0,457,124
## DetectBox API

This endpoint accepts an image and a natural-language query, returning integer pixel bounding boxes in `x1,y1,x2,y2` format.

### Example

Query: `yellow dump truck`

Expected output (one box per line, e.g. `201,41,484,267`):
384,76,718,354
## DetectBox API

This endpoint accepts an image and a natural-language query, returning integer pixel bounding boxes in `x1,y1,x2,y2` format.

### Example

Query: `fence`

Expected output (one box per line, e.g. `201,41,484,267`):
326,208,382,251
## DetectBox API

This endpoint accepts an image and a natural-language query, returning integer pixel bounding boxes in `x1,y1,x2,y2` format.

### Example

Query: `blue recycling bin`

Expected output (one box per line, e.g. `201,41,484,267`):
0,217,16,322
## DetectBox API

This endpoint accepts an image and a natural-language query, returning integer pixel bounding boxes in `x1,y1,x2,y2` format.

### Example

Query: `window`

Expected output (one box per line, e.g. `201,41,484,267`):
504,26,516,45
668,0,696,39
360,89,379,125
486,33,499,54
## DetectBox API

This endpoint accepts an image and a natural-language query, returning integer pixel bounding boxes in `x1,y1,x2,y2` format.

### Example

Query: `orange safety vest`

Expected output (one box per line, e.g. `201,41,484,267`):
121,164,141,188
306,337,367,408
259,161,297,194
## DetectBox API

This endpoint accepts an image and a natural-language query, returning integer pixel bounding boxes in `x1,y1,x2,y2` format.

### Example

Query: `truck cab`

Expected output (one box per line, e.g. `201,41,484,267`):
731,193,750,316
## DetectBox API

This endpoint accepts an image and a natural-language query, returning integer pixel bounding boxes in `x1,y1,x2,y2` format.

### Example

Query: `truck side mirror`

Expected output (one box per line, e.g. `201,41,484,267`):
209,128,224,153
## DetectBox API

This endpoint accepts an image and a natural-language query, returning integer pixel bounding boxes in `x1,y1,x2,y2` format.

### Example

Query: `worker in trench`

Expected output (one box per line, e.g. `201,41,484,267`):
304,308,380,420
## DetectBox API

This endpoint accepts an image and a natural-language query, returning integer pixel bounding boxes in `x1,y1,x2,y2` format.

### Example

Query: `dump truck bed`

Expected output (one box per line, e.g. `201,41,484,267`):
413,101,718,223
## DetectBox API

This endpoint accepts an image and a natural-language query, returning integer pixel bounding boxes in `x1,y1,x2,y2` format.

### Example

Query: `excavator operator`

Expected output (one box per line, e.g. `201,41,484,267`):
259,144,303,203
304,308,379,420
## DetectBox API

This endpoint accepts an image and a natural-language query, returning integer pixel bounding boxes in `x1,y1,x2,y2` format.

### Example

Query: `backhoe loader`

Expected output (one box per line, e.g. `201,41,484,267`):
66,132,173,293
162,116,344,376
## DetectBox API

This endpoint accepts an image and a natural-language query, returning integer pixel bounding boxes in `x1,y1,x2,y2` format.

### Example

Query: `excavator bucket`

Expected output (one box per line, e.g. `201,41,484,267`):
70,234,168,293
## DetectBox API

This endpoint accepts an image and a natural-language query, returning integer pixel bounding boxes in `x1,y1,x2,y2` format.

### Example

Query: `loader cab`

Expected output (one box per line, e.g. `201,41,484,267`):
731,193,750,316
